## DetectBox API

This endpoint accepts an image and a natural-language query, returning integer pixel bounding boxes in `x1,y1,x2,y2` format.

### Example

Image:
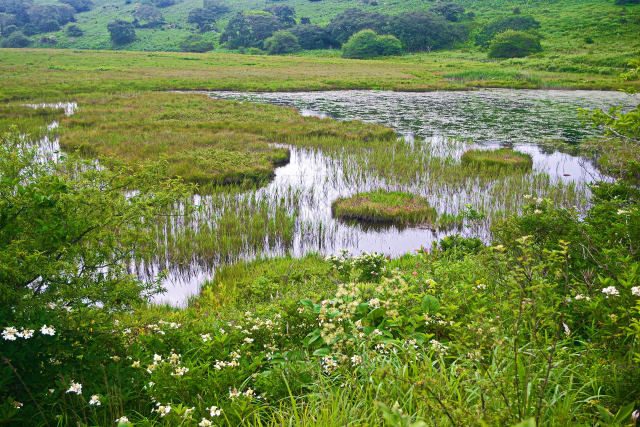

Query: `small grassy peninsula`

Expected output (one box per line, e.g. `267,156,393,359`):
461,148,533,172
332,190,437,226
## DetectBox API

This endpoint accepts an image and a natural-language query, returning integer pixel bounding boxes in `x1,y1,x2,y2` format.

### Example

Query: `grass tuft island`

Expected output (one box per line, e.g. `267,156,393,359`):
332,190,437,226
461,148,533,172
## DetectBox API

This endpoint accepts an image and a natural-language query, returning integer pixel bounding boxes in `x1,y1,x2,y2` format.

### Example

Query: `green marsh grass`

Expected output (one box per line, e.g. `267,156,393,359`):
461,148,533,172
332,190,437,226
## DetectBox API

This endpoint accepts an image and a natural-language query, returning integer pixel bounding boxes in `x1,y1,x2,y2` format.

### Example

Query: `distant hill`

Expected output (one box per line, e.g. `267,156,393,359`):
1,0,639,61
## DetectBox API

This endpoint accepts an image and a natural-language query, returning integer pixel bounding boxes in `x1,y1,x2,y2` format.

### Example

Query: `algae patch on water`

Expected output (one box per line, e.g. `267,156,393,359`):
332,190,437,226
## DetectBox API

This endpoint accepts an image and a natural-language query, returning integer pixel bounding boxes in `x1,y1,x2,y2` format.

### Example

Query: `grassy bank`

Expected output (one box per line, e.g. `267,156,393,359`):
1,48,640,103
461,148,533,172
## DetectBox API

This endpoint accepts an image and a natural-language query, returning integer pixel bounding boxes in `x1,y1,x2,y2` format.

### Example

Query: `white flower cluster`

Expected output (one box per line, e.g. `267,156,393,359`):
602,286,619,297
66,381,82,395
632,286,640,297
2,325,54,341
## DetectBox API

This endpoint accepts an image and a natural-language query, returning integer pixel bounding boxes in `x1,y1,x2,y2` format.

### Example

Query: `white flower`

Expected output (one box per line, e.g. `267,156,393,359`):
18,328,34,339
155,405,171,417
244,337,254,344
631,286,640,297
12,401,23,409
632,410,640,422
602,286,619,297
209,405,222,417
229,388,241,399
131,360,140,368
372,329,383,336
429,339,448,355
534,209,542,214
66,381,82,395
153,354,162,362
171,366,189,376
617,209,630,215
523,194,532,199
201,333,211,342
169,353,180,365
47,302,57,309
89,395,101,406
2,326,18,341
243,388,255,398
562,323,570,337
199,419,213,427
115,416,130,424
350,355,362,366
40,325,56,336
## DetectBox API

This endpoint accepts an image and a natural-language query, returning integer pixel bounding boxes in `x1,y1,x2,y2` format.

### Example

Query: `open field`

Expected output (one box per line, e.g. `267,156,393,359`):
1,48,640,103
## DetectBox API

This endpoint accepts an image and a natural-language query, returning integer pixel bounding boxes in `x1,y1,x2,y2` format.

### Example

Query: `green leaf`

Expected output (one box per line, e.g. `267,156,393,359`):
421,294,440,314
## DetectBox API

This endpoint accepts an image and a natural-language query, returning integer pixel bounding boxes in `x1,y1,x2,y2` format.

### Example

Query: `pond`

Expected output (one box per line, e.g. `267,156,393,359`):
29,90,640,306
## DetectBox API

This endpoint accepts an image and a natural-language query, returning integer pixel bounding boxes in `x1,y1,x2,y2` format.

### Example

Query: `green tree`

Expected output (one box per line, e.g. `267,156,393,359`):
133,5,164,28
430,2,465,22
107,19,136,45
220,11,282,49
386,10,464,52
65,23,83,37
59,0,93,13
326,8,388,45
475,15,540,48
264,5,296,27
342,29,401,59
179,34,214,52
488,30,542,58
264,30,300,54
289,24,333,50
0,30,30,47
187,7,217,32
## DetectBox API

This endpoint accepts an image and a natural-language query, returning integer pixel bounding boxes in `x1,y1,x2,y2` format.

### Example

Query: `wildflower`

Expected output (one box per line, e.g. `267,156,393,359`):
429,339,448,356
169,353,180,365
350,355,362,366
534,209,542,214
219,328,226,335
111,355,120,362
209,406,222,417
632,410,640,422
574,294,591,301
412,271,418,276
562,323,570,337
244,388,255,398
617,209,630,215
2,326,18,341
66,381,82,395
229,388,241,399
155,404,171,417
199,419,213,427
201,333,211,342
47,302,57,309
184,407,195,419
373,329,383,336
524,194,532,199
12,401,23,409
171,366,189,376
49,389,55,395
131,360,140,368
153,354,162,363
89,395,101,406
535,197,543,204
244,337,254,344
631,286,640,297
322,355,338,373
40,325,56,336
601,286,619,297
115,416,130,424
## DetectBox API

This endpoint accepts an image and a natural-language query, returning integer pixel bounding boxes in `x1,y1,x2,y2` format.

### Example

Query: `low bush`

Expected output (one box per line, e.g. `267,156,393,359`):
332,189,436,225
342,29,402,59
461,148,533,171
263,30,300,55
488,30,542,58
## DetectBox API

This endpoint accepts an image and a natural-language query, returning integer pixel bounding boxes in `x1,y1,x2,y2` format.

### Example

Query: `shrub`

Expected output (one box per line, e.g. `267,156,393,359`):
342,29,402,59
488,30,542,58
107,19,136,45
429,2,465,22
386,10,466,52
59,0,93,13
220,11,283,49
1,31,30,47
66,24,83,37
460,148,533,171
179,35,214,52
475,15,540,48
263,30,300,55
331,189,436,225
187,7,217,32
133,5,164,28
326,8,388,45
289,24,334,49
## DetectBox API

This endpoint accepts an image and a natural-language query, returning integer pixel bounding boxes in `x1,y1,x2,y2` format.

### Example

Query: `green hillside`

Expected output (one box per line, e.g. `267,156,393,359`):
7,0,640,61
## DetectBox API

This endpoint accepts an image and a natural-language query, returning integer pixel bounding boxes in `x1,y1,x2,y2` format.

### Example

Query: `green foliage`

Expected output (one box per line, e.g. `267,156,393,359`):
220,11,284,49
187,7,218,32
488,30,542,58
133,5,164,28
460,148,533,171
332,189,436,225
0,31,29,47
264,30,300,55
179,34,213,52
475,15,541,48
289,24,334,49
326,8,388,45
430,2,466,22
342,29,402,59
107,19,137,45
65,24,83,37
59,0,93,13
386,10,465,52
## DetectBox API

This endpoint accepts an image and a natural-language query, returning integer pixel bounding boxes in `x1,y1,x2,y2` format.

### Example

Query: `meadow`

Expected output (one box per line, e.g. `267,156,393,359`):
1,6,640,423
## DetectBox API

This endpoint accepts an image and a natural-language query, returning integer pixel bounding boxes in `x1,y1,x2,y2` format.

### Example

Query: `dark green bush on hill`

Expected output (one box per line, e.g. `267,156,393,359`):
264,5,296,27
203,0,229,15
289,24,333,49
488,30,542,58
430,2,466,22
59,0,93,13
188,7,218,32
264,30,300,54
475,15,540,48
179,34,214,52
342,29,401,59
107,20,137,45
1,31,30,47
66,24,83,37
387,10,465,52
220,11,284,49
326,8,388,45
133,5,164,28
615,0,640,4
